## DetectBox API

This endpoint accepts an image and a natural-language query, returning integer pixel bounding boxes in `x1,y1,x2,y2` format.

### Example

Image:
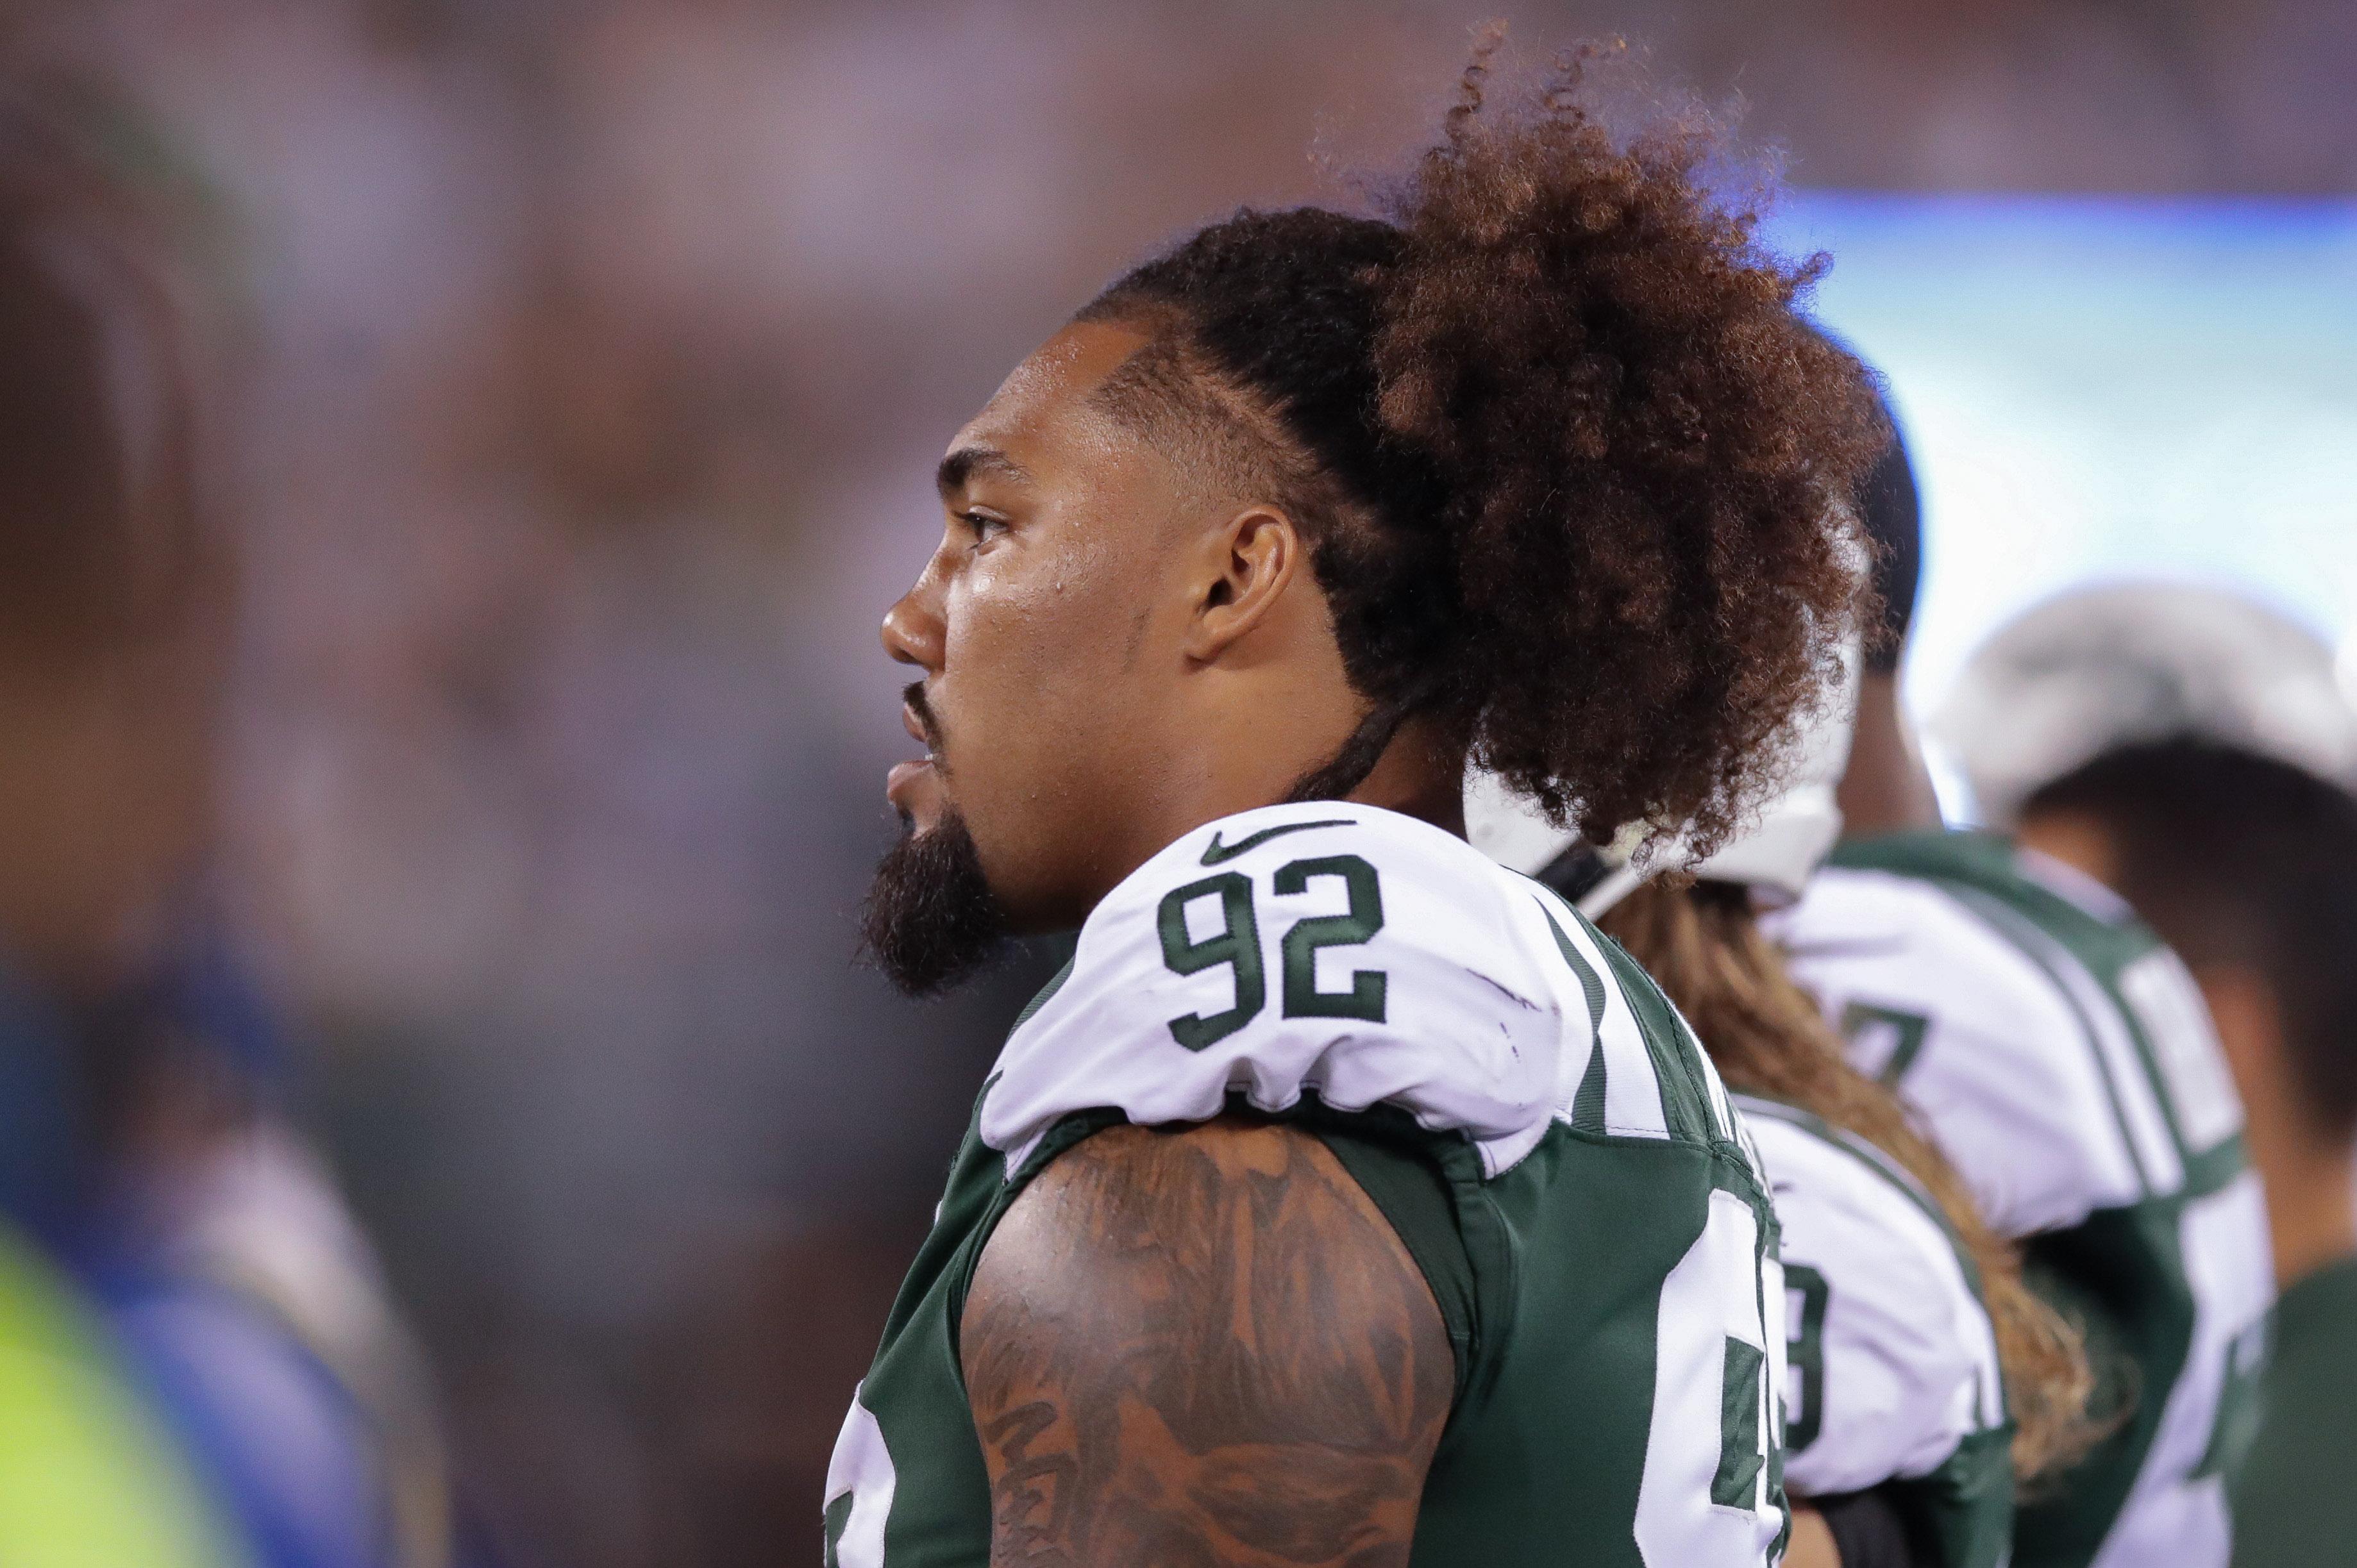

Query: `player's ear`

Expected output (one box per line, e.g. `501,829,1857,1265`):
1181,504,1308,663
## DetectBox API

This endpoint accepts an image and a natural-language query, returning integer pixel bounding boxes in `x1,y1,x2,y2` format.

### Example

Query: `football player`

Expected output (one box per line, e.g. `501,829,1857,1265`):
1766,443,2274,1568
1470,633,2091,1568
827,44,1888,1568
1937,583,2357,1568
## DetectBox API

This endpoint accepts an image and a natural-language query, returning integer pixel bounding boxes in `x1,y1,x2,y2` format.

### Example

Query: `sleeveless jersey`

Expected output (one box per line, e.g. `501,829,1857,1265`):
1768,831,2273,1568
1736,1094,2011,1568
825,803,1788,1567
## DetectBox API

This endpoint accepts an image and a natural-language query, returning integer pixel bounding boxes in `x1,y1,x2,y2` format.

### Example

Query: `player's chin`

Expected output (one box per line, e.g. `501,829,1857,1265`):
860,807,1012,998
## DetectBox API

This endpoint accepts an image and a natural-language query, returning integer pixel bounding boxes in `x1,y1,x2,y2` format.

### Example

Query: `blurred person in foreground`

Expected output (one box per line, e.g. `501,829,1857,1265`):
835,40,1886,1568
0,83,466,1568
1763,442,2274,1568
1938,583,2357,1568
0,1199,248,1567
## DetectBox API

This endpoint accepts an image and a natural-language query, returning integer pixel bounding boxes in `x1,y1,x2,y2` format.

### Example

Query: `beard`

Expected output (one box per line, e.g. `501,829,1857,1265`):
860,808,1012,997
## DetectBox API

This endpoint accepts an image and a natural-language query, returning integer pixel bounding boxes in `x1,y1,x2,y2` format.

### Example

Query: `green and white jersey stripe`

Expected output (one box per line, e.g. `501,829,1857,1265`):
1736,1094,2011,1568
1768,830,2274,1568
826,803,1788,1567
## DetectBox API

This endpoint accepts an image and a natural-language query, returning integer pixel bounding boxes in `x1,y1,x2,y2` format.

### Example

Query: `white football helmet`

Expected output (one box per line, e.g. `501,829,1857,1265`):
1934,580,2357,828
1465,637,1862,915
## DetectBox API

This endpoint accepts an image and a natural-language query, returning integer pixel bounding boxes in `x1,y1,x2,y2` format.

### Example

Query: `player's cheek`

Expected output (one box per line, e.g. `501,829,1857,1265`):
934,617,1053,815
932,589,1014,758
946,565,1083,737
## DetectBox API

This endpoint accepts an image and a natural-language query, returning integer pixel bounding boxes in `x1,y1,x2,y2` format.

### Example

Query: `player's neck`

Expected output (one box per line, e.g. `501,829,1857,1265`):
2196,971,2356,1292
1172,698,1464,843
1835,671,1944,838
1339,714,1465,836
2261,1134,2357,1291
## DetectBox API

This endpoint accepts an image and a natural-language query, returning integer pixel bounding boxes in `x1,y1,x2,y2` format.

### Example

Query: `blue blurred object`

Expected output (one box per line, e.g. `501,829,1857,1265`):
0,924,473,1568
1771,196,2357,745
103,1274,385,1568
0,969,92,1244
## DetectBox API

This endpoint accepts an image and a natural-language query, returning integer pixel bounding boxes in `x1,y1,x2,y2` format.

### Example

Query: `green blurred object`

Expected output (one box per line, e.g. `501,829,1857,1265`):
2229,1258,2357,1568
0,1222,251,1568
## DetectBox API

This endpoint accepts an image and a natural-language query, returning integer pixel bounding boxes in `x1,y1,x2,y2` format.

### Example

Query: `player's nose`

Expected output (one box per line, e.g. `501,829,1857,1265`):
882,584,944,674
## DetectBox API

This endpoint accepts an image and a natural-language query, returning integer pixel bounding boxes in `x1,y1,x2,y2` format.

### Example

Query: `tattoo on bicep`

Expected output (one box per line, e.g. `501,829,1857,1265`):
962,1122,1454,1567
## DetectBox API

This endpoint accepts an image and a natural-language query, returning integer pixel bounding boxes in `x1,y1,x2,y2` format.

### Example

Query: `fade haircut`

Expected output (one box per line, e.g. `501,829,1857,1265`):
1069,37,1881,855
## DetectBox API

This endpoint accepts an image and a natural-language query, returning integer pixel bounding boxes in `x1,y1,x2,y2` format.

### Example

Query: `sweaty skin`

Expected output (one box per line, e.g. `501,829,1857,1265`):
882,321,1460,1565
882,320,1461,931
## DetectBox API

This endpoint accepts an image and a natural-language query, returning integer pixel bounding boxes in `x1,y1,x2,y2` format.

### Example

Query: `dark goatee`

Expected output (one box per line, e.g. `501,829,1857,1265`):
860,809,1011,997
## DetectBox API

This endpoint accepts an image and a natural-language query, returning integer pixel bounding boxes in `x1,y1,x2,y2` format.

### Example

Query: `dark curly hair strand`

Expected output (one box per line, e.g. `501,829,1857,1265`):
1082,37,1884,856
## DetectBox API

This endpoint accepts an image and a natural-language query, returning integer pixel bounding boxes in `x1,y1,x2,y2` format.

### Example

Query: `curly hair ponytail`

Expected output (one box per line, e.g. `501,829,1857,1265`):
1084,37,1882,853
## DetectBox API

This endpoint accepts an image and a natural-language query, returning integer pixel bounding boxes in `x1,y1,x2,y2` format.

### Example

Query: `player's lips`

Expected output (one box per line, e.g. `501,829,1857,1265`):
887,696,946,818
885,758,935,809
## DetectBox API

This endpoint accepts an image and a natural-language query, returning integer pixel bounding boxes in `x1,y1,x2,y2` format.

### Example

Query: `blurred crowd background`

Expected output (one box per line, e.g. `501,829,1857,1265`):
0,1,2351,1565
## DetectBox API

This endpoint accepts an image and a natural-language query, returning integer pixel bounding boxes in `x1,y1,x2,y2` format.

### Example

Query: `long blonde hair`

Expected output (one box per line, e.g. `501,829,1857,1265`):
1599,879,2097,1485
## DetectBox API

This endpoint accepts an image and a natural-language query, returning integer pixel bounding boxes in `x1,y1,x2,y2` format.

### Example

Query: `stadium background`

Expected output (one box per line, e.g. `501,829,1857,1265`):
5,1,2352,1563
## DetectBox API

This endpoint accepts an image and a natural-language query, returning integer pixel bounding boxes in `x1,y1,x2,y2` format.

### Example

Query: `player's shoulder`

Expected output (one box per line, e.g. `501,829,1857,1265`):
980,803,1740,1180
1740,1094,1932,1226
1775,830,2213,1229
1736,1095,1976,1296
1734,1094,2006,1486
1772,840,2098,1083
1825,830,2160,977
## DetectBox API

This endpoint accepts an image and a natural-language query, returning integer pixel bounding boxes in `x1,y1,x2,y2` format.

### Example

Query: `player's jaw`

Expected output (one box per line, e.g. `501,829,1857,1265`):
865,676,1010,996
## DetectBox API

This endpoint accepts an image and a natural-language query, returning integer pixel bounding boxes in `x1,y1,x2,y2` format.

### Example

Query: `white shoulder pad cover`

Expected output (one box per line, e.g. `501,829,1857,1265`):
1766,867,2147,1236
1741,1101,2003,1497
980,803,1683,1178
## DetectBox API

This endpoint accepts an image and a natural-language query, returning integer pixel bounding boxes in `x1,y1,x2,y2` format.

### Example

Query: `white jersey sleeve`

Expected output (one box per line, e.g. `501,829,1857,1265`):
1738,1096,2005,1499
831,802,1792,1568
1766,865,2149,1237
980,801,1747,1179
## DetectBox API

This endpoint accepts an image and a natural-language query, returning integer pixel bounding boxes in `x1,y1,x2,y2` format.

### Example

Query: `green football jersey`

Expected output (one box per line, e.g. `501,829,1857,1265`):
826,803,1789,1567
1772,830,2273,1568
2229,1256,2357,1568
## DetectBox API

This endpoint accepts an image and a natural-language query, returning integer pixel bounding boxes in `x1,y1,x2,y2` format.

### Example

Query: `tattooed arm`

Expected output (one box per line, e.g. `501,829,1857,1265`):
960,1117,1455,1568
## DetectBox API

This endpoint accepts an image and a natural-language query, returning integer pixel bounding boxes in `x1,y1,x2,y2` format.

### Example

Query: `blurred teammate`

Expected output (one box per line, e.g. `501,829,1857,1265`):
1472,635,2090,1568
1938,584,2357,1568
830,45,1887,1567
0,83,464,1568
1767,444,2274,1568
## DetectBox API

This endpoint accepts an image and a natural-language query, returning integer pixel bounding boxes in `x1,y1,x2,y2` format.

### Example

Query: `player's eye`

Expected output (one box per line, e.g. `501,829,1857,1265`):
960,511,1009,546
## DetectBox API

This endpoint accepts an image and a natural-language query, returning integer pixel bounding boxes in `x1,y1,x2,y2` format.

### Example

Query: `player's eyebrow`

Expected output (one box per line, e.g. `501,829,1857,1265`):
936,445,1032,497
